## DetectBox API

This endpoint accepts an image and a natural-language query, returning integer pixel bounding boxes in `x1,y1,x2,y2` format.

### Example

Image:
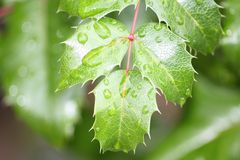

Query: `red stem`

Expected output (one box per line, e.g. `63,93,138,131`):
122,0,140,97
130,1,141,35
125,0,140,76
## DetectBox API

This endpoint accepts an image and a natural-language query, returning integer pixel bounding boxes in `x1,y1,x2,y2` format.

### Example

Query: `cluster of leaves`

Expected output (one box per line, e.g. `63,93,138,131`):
58,0,223,152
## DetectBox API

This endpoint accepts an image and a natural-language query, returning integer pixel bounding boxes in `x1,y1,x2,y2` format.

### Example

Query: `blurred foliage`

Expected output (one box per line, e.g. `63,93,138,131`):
147,78,240,160
0,0,240,159
0,0,84,146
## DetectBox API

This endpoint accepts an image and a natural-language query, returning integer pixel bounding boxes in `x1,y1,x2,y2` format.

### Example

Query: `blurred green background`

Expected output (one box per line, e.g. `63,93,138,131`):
0,0,240,160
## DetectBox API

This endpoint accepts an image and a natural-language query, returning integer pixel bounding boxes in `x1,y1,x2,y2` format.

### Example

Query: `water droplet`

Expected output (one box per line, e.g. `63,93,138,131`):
138,28,146,38
138,51,143,55
95,127,100,132
155,36,162,43
162,0,168,7
103,78,109,85
169,36,174,41
127,103,133,108
82,49,102,67
9,85,18,97
109,18,117,25
176,16,184,25
131,90,137,98
186,88,191,96
147,88,154,100
148,1,153,7
195,0,203,5
142,105,149,114
124,0,132,3
103,89,112,99
87,25,91,30
77,32,88,44
108,107,116,116
143,64,152,74
137,84,142,90
154,24,162,31
94,21,111,39
136,61,142,66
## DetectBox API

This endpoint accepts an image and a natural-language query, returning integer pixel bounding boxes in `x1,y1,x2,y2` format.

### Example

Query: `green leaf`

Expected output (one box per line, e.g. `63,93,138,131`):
146,0,223,54
0,0,83,146
58,17,129,90
59,0,222,54
147,78,240,160
58,0,138,19
92,70,158,152
133,23,194,106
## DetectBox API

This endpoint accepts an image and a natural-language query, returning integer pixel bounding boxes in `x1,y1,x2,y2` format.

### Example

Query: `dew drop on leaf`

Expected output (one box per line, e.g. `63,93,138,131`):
95,127,100,132
131,90,138,98
155,36,162,43
148,1,153,7
195,0,203,5
154,24,162,31
147,88,155,100
82,50,102,67
103,89,112,99
138,28,146,38
94,21,111,39
138,50,143,55
137,84,142,90
127,103,133,108
143,64,152,74
103,78,109,85
109,18,117,25
108,107,116,116
142,105,149,114
124,0,132,3
176,16,184,25
77,32,88,44
162,0,168,7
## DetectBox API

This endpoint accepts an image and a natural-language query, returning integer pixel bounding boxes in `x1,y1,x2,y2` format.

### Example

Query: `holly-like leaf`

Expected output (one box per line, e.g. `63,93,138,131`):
146,0,223,54
133,23,194,106
59,0,222,54
92,70,158,152
0,0,83,145
58,17,129,90
58,0,138,19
